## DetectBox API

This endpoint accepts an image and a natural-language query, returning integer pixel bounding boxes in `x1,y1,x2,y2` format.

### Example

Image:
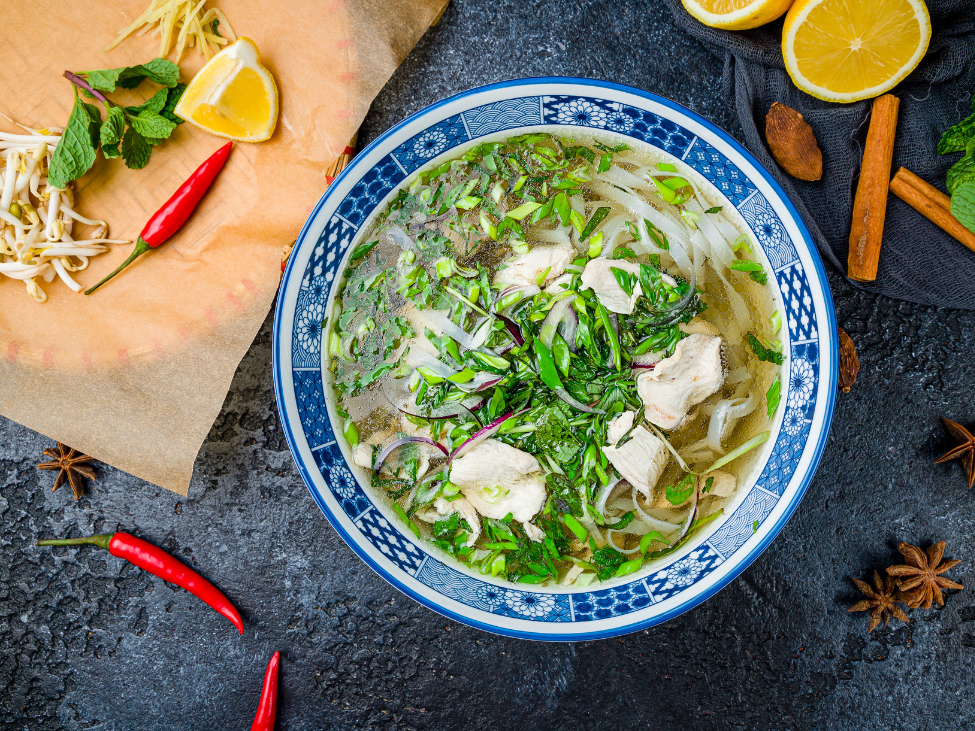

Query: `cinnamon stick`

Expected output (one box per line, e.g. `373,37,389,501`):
848,95,900,282
890,168,975,255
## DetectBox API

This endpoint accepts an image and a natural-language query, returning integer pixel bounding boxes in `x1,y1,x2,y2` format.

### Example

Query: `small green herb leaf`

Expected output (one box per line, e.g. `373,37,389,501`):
48,97,99,189
160,84,187,125
100,106,126,148
128,110,177,140
951,181,975,234
121,126,152,170
938,110,975,155
748,333,785,365
704,206,723,214
947,155,975,196
580,206,610,241
82,58,180,93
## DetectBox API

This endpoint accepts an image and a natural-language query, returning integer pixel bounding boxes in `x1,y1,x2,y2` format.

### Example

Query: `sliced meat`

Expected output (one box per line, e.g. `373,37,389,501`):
679,317,720,337
544,272,574,293
449,439,547,523
638,333,725,430
602,411,669,499
522,522,545,543
703,470,737,498
494,244,575,289
415,496,482,546
580,258,642,314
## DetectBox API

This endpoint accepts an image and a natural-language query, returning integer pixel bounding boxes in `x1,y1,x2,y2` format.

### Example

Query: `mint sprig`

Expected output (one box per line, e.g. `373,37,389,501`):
48,59,184,188
938,93,975,235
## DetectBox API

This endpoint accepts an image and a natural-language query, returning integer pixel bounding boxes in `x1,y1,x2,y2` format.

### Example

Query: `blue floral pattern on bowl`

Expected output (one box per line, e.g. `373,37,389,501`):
273,79,838,640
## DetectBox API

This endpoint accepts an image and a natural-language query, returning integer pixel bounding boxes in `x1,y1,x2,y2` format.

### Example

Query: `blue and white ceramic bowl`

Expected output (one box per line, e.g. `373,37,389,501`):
273,79,838,640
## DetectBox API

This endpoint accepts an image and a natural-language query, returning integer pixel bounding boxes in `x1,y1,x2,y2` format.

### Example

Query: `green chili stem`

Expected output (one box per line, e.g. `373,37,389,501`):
85,237,152,294
37,533,112,550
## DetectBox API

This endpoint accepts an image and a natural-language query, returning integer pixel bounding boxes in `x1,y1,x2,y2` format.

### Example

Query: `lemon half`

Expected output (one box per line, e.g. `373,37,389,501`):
174,37,279,142
681,0,795,31
782,0,931,103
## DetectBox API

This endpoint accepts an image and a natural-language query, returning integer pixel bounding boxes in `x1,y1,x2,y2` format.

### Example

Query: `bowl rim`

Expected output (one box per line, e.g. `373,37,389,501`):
273,77,838,640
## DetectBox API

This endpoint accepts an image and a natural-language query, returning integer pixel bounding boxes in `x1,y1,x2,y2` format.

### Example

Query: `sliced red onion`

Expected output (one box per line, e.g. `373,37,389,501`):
499,316,524,346
449,409,527,462
494,283,540,314
558,307,578,352
386,224,417,251
422,308,489,351
405,348,458,378
383,378,482,420
670,479,700,545
373,437,448,473
539,296,573,349
631,351,663,367
472,373,504,392
554,387,605,414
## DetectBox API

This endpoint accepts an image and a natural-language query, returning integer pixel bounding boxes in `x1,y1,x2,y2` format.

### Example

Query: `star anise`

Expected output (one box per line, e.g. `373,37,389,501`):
848,570,910,632
935,418,975,489
886,541,964,610
37,443,97,500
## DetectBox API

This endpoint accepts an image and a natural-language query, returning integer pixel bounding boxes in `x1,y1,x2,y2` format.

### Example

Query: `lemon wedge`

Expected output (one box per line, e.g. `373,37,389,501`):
174,37,279,142
681,0,795,30
782,0,931,103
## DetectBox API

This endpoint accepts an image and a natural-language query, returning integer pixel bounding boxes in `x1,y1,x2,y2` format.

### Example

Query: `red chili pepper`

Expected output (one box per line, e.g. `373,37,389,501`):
85,141,234,294
36,532,244,634
251,651,280,731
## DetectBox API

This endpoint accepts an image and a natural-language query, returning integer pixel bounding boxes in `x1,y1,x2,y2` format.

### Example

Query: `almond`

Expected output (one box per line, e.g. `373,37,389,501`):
765,102,823,182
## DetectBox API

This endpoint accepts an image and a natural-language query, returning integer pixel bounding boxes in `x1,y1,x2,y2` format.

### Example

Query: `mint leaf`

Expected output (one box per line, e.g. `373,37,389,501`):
48,97,99,188
100,106,125,148
128,110,177,140
948,155,975,195
118,58,180,89
82,58,179,93
84,68,125,93
121,127,152,170
951,181,975,234
102,142,120,159
128,87,169,115
160,83,186,125
938,111,975,155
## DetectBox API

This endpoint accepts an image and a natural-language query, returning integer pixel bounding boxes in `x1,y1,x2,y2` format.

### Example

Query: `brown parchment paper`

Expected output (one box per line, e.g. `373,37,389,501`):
0,0,448,494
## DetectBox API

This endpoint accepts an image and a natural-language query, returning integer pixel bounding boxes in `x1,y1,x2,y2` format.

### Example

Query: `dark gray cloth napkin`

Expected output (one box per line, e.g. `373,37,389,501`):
663,0,975,310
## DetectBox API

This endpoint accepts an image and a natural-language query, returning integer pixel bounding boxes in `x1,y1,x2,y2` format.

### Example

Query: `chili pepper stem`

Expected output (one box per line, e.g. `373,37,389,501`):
85,237,152,294
37,533,112,550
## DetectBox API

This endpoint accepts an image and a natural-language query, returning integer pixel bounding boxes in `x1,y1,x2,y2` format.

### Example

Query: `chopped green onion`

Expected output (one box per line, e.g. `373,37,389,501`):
766,375,780,419
614,558,643,578
729,260,763,273
580,206,611,241
704,431,771,473
769,310,782,335
640,531,667,555
733,234,753,253
507,201,543,220
588,231,604,258
563,514,588,542
704,206,723,214
391,503,422,539
656,163,678,172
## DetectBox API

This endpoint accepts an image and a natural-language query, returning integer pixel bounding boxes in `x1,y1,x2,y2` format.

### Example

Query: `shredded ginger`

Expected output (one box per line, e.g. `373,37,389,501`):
0,117,130,303
105,0,237,61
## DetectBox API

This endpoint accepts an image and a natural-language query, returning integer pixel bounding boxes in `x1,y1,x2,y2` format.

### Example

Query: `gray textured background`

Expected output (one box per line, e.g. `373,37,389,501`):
3,1,975,729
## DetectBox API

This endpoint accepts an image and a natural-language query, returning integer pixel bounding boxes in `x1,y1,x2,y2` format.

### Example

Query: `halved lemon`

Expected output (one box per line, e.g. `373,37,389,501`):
681,0,795,31
174,37,279,142
782,0,931,103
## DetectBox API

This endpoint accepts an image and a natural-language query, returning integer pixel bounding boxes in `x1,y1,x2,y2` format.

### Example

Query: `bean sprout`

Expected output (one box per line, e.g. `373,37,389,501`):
0,123,130,302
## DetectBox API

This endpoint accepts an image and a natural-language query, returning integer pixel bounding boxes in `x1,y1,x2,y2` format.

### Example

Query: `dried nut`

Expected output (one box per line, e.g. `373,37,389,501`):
838,326,859,393
765,102,823,182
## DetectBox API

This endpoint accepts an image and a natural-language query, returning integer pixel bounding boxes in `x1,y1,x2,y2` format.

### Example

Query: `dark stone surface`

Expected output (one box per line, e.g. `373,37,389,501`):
3,1,975,729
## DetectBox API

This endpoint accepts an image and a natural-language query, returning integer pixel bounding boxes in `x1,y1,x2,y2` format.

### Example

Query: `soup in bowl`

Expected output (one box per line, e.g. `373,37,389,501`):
274,79,836,639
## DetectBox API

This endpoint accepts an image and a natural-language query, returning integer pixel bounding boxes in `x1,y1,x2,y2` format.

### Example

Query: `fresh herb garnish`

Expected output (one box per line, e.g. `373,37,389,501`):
766,375,781,419
938,93,975,234
748,333,785,365
49,60,183,187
